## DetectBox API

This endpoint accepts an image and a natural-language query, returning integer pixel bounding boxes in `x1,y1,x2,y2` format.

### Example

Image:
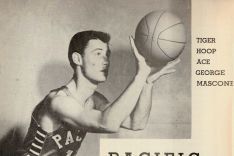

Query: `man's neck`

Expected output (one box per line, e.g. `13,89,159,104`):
66,70,97,104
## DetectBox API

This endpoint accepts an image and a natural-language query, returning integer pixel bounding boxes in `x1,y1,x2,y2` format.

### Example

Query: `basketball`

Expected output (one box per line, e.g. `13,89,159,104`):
135,11,186,66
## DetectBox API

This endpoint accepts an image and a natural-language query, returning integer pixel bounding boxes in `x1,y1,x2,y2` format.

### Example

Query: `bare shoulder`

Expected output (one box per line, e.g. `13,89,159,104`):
31,90,72,121
93,91,110,111
46,90,82,113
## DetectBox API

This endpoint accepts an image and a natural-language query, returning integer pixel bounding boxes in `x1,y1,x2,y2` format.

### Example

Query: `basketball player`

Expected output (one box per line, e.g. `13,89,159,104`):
19,31,179,156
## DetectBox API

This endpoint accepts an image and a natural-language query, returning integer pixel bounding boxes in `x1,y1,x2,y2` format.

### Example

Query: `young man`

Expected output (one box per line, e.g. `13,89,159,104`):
19,31,179,156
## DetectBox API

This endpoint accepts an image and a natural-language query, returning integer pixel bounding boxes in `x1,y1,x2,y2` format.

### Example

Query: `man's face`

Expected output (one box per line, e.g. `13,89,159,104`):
81,39,110,84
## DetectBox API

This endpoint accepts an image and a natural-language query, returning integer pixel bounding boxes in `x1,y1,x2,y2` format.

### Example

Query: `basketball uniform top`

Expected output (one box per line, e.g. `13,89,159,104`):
20,86,89,156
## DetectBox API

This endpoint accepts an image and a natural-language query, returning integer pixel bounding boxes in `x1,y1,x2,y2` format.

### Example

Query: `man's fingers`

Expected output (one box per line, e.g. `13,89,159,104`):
166,58,181,67
129,36,144,61
147,59,180,83
148,68,176,83
161,58,180,71
157,68,176,77
163,69,176,74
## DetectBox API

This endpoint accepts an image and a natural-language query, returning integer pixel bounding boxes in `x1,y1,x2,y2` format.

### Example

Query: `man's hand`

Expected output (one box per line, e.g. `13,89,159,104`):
147,58,181,84
129,36,151,77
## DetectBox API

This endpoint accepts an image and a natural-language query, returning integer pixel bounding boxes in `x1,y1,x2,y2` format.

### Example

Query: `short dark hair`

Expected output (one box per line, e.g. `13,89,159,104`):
68,30,111,69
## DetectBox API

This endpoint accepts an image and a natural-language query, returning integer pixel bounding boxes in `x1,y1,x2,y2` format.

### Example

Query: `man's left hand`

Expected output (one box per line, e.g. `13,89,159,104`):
146,58,181,84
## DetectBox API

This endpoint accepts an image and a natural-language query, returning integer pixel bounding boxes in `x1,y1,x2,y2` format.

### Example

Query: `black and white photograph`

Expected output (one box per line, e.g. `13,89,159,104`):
6,0,232,156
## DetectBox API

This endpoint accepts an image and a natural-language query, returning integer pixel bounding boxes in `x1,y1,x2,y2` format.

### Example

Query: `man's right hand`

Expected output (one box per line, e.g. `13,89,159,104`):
129,36,151,77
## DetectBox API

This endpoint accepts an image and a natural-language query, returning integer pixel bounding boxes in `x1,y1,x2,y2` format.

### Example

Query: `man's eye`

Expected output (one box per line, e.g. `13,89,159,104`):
96,52,101,55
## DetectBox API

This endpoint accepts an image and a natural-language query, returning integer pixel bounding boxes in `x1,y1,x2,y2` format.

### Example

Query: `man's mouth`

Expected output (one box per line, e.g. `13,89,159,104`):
100,68,108,72
100,67,109,77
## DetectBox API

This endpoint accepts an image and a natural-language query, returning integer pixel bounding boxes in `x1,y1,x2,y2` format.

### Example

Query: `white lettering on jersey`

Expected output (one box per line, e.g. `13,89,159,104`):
65,131,74,145
52,130,83,150
76,136,82,142
66,150,73,156
52,134,63,149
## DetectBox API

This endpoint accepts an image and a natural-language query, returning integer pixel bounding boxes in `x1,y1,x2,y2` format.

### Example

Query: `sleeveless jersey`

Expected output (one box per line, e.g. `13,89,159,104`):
20,87,87,156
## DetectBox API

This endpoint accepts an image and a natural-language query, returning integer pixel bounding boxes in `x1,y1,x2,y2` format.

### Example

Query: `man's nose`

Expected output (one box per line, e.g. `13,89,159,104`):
103,61,109,67
102,56,109,64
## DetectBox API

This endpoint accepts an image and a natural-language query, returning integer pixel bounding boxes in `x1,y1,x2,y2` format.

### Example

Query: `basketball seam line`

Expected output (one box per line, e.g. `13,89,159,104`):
157,38,186,44
158,22,183,38
144,16,150,37
138,32,148,36
150,11,166,62
156,22,185,60
143,17,150,45
138,32,149,45
157,39,175,60
157,39,186,59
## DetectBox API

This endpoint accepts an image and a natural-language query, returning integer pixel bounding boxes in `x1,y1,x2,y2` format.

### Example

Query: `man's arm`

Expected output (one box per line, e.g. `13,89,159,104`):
121,83,153,130
49,36,151,133
121,59,180,130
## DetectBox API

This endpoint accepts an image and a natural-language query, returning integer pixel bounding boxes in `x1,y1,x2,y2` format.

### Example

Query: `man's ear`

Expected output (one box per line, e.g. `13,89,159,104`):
72,52,83,66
